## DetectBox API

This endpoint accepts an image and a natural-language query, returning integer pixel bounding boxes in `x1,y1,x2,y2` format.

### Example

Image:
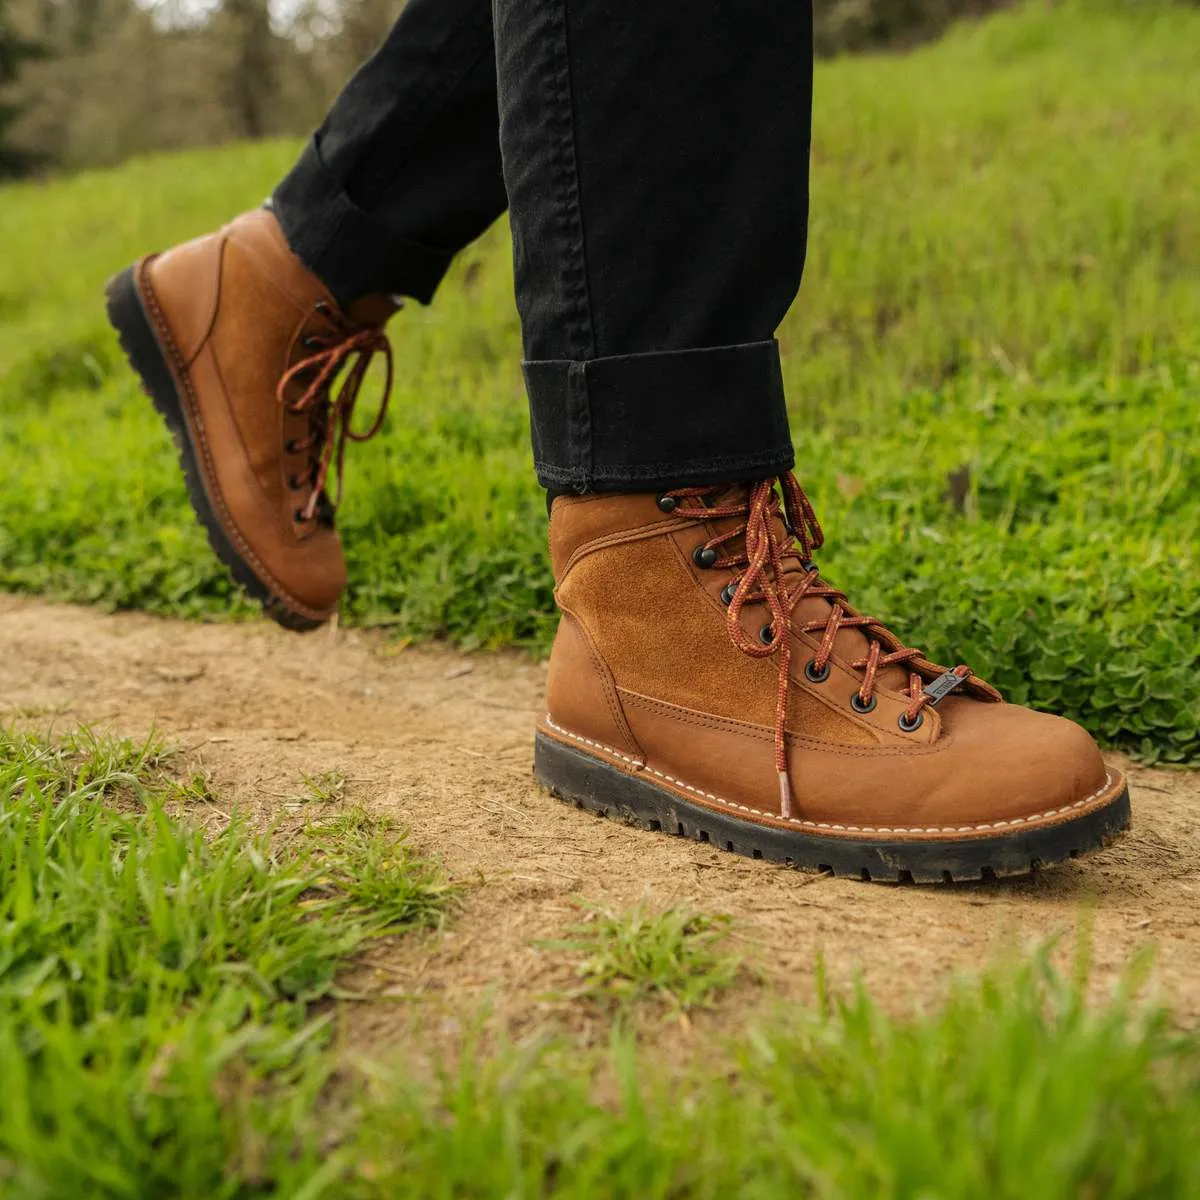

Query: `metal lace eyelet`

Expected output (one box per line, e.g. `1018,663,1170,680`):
850,692,877,715
288,474,305,491
302,335,325,351
314,300,332,316
719,582,737,607
899,711,925,733
293,508,311,523
804,658,831,684
285,439,302,454
656,494,678,513
759,624,774,646
693,545,718,569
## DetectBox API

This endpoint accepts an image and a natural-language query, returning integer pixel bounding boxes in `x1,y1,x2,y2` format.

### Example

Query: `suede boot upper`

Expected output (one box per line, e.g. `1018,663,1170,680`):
129,209,396,624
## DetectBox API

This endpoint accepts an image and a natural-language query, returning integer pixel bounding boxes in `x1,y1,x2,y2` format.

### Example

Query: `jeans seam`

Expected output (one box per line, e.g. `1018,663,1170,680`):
522,338,779,371
534,445,796,483
566,362,593,482
540,0,596,364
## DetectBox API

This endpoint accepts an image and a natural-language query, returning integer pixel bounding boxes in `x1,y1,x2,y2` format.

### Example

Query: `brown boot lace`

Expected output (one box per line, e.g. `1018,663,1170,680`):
665,473,1001,817
276,301,394,521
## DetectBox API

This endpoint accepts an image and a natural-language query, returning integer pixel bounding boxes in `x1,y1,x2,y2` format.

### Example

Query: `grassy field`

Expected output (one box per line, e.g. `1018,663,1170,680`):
1,1,1198,763
3,724,1199,1199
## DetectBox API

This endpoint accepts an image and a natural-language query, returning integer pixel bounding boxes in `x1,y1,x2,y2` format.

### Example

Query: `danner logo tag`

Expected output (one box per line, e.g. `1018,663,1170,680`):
923,671,968,706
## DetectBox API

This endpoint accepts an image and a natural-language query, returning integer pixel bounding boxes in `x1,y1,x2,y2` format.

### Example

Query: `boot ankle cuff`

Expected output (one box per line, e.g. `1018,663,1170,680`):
525,339,794,492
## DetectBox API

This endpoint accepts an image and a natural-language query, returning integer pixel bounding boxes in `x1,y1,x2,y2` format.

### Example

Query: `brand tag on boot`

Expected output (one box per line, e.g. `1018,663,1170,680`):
923,670,968,706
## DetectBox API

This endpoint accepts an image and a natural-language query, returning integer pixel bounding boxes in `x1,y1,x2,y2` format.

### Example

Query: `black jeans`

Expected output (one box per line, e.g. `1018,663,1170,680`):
272,0,813,492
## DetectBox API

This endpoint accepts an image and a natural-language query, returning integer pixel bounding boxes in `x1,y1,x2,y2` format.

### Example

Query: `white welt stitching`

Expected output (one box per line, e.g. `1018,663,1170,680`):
543,717,1116,835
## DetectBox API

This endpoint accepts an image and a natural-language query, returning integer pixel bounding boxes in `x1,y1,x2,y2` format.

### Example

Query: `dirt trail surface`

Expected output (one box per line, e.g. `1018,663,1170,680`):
3,595,1198,1044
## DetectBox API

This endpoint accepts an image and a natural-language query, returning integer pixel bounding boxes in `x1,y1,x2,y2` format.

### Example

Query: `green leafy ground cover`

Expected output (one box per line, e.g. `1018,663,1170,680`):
1,1,1198,762
3,724,1199,1199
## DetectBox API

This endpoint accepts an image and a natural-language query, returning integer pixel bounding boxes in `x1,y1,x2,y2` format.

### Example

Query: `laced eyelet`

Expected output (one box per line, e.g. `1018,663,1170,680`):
285,439,302,454
693,545,718,569
899,711,925,733
759,624,774,646
850,693,877,715
719,582,737,607
302,335,325,351
314,300,332,316
804,658,831,684
656,494,678,513
288,474,306,491
293,508,311,523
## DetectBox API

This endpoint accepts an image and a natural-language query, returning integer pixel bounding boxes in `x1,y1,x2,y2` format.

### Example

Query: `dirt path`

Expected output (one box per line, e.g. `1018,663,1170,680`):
3,594,1198,1044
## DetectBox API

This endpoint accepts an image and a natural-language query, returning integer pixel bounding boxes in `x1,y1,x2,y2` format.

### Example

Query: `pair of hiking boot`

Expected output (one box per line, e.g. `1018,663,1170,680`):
105,210,1130,883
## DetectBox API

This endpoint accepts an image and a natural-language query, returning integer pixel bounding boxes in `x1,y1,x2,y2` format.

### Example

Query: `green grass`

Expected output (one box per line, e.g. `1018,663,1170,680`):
4,723,1199,1197
0,725,451,1197
346,950,1200,1199
1,1,1198,762
542,901,745,1019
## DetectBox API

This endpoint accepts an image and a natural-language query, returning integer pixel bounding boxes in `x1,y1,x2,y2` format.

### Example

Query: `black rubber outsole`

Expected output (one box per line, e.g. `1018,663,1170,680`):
534,729,1131,884
104,265,324,633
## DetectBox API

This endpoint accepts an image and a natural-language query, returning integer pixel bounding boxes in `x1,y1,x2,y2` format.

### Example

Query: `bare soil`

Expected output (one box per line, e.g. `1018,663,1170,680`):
3,594,1198,1052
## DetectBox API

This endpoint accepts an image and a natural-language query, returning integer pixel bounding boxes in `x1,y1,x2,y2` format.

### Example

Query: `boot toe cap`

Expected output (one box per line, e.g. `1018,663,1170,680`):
273,531,346,618
928,700,1115,832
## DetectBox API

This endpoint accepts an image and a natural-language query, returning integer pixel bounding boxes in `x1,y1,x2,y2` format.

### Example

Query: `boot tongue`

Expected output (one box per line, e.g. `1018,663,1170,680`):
702,483,912,694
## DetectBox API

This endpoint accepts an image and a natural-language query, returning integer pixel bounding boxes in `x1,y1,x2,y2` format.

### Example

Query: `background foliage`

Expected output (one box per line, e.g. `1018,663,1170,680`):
0,0,1037,175
0,0,43,173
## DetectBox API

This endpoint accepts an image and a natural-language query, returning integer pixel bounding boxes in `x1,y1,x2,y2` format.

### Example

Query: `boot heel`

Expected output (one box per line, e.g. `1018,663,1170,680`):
535,728,725,838
105,264,186,433
535,728,642,821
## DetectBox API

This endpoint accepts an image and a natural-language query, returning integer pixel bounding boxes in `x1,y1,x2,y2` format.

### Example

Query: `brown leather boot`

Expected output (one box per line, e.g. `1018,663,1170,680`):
535,476,1130,882
105,209,396,630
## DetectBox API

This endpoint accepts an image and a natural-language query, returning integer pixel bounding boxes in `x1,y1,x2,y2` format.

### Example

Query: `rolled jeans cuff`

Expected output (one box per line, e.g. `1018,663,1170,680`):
524,339,795,492
270,139,457,307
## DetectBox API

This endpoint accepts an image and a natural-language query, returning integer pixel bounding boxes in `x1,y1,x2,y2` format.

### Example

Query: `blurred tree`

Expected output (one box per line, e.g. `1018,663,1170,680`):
64,0,105,50
340,0,401,65
216,0,277,140
814,0,1014,55
283,0,400,110
0,0,44,175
